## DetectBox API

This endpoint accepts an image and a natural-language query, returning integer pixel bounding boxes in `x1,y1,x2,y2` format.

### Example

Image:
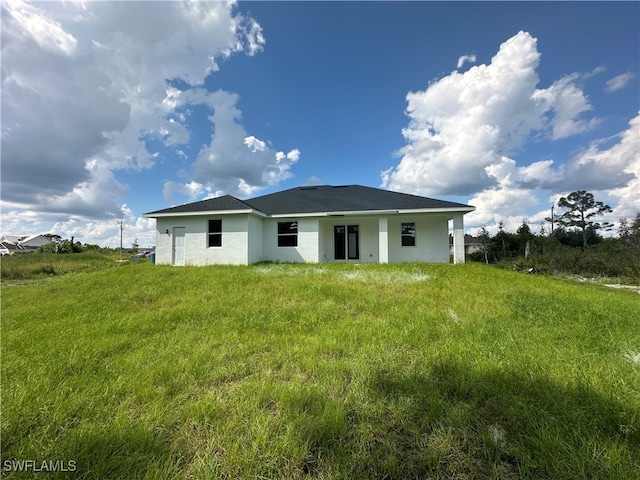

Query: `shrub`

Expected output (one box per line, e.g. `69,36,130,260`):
470,228,640,282
36,239,83,254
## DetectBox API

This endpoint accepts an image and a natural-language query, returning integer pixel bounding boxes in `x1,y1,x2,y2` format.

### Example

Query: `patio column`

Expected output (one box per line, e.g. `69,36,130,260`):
452,214,465,264
378,216,388,263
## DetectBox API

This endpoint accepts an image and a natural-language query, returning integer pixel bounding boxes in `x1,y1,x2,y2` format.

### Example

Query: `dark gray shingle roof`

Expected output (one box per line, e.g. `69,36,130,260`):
145,195,252,215
245,185,472,214
145,185,473,216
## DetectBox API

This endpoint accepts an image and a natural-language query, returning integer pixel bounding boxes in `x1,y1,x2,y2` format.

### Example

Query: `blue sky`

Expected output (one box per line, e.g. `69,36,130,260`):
2,1,638,247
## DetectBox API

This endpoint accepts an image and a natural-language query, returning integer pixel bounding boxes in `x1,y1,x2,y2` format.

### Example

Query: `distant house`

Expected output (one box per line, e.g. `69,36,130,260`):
18,234,53,248
449,234,483,256
1,235,22,245
144,185,475,266
0,241,23,255
0,234,53,254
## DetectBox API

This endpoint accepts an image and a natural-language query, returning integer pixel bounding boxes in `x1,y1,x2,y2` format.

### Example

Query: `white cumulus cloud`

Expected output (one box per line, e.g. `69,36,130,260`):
467,114,640,232
560,114,640,218
51,205,157,249
383,31,546,197
382,31,604,197
162,89,300,200
244,136,268,152
162,181,209,204
533,73,599,139
1,0,265,220
383,30,636,233
456,54,476,69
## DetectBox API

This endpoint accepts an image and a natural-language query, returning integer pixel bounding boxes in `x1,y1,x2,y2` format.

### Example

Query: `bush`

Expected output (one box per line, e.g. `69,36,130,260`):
469,229,640,282
523,240,640,281
36,240,83,254
467,251,485,263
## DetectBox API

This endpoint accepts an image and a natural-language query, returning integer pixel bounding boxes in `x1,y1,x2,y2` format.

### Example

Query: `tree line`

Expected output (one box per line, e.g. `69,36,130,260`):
471,191,640,281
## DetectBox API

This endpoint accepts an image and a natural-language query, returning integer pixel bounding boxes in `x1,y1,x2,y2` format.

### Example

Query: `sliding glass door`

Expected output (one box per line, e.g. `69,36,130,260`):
334,225,359,260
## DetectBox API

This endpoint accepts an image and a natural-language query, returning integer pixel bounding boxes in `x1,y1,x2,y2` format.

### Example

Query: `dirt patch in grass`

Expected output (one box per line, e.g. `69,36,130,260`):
603,283,640,293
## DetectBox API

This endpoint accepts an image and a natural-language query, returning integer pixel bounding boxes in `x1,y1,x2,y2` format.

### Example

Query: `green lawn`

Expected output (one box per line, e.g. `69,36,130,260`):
2,260,639,479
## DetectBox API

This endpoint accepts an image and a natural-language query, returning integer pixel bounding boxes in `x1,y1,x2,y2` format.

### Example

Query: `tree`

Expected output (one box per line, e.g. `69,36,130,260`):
539,223,546,236
493,220,509,259
619,213,640,247
478,227,491,264
44,233,63,243
552,224,603,248
554,190,612,248
36,238,83,254
491,229,519,261
517,221,533,258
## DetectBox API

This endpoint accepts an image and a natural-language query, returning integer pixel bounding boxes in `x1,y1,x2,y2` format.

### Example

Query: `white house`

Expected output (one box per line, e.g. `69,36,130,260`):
0,234,53,254
144,185,475,266
449,234,484,256
18,234,53,248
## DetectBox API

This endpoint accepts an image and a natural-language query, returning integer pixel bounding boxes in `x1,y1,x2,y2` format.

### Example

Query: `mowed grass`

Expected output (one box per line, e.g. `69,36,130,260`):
2,261,639,479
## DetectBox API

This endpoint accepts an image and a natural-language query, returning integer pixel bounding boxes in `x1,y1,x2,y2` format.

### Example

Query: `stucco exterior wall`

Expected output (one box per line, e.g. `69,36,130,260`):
154,218,173,265
155,214,250,265
387,214,450,263
263,218,319,263
318,217,380,263
152,211,456,265
247,215,265,264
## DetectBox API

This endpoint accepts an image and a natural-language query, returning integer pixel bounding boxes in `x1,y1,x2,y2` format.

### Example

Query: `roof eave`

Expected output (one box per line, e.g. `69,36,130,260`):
396,206,476,214
144,209,266,218
269,206,475,218
144,205,475,219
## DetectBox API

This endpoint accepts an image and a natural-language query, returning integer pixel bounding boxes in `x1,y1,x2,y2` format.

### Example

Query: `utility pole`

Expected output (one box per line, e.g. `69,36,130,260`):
118,221,123,260
550,205,554,234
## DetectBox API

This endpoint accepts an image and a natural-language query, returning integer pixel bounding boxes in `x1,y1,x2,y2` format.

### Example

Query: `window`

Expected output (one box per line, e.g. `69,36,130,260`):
278,221,298,247
208,219,222,247
401,222,416,247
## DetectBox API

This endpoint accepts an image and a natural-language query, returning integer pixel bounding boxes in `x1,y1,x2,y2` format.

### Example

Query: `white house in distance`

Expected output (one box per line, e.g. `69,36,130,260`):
449,234,484,256
0,234,53,255
144,185,475,266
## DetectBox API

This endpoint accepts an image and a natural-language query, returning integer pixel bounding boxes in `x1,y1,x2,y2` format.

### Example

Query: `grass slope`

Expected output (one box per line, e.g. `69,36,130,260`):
2,262,639,479
1,252,120,282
